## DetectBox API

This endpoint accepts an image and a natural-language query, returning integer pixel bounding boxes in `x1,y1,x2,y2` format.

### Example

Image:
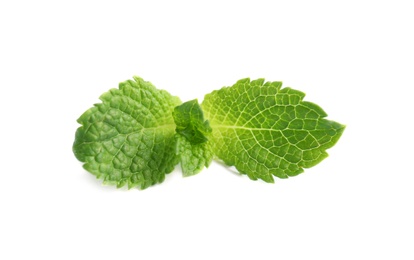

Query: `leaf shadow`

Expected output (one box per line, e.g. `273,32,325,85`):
213,160,243,178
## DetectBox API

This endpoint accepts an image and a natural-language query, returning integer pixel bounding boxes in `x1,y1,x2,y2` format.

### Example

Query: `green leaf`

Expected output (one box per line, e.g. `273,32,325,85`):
73,76,181,189
201,78,345,183
174,134,213,176
173,99,212,144
173,100,213,176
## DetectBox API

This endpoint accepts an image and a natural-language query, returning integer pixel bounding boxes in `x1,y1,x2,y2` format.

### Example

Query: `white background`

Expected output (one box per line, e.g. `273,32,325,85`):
1,0,413,259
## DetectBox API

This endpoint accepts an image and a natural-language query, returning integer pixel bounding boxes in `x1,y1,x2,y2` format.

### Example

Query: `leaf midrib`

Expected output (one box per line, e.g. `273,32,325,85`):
212,124,288,132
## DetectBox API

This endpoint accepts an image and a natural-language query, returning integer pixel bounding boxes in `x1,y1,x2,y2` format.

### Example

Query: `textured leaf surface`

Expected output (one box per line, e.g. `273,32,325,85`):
201,78,345,182
173,99,212,144
173,100,213,176
73,76,181,189
174,135,213,176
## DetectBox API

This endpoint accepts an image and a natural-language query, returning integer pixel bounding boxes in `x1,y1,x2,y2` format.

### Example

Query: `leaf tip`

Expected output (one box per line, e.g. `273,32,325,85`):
236,78,251,84
250,78,266,86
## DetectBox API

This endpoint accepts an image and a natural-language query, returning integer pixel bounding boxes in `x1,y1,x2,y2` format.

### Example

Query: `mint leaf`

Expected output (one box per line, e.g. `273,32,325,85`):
73,76,181,189
201,78,345,183
174,135,213,176
173,99,212,144
173,100,213,176
74,76,345,189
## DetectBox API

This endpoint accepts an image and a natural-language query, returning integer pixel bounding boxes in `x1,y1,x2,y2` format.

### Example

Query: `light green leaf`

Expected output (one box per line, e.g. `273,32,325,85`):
173,100,213,176
174,134,213,176
201,78,345,183
73,76,181,189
